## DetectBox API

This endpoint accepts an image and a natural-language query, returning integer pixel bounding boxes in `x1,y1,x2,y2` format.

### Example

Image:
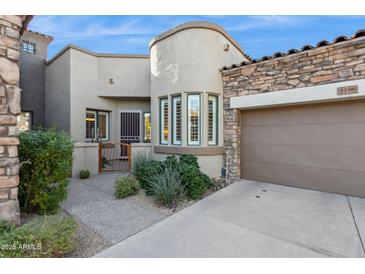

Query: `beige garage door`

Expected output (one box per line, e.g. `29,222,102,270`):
241,100,365,197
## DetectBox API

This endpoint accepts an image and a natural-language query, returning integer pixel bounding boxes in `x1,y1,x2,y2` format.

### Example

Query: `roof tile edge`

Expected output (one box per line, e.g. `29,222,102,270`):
221,29,365,72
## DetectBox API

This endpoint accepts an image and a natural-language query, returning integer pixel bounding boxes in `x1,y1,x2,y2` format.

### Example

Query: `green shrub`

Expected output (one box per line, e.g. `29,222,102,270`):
135,154,211,200
132,152,150,180
115,176,139,199
164,155,179,169
0,215,78,258
179,154,199,168
0,220,15,234
178,154,212,200
79,169,90,179
149,167,185,208
138,160,164,194
182,169,212,200
18,128,73,215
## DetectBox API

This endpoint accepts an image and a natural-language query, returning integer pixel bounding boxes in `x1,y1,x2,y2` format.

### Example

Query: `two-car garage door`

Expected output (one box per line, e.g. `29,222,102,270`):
240,100,365,197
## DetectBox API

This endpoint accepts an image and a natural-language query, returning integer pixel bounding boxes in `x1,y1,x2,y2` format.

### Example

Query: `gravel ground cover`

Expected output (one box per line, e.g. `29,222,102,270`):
61,173,193,257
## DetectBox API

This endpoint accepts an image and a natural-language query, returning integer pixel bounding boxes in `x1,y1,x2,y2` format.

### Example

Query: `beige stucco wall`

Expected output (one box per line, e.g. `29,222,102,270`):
97,56,150,98
45,49,71,132
72,143,99,177
69,48,150,143
150,24,249,177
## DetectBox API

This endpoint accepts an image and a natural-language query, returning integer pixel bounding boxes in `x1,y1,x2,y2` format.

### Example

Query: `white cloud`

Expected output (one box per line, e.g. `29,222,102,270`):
29,16,159,41
225,15,312,32
81,17,156,37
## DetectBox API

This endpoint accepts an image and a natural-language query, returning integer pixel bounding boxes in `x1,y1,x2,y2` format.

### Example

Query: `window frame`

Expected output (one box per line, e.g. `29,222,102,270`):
171,95,182,145
187,93,201,146
97,111,109,141
159,97,169,145
85,109,110,142
208,95,218,146
22,40,36,54
143,112,151,143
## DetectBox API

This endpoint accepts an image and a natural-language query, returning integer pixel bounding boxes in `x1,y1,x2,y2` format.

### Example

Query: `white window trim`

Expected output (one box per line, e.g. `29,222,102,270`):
98,111,109,141
187,94,201,146
85,110,110,142
160,98,169,145
86,110,97,142
172,95,182,145
208,95,218,146
22,40,36,54
143,112,151,143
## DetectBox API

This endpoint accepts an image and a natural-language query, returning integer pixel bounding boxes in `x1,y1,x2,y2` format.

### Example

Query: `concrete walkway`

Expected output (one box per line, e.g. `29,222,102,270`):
95,179,365,258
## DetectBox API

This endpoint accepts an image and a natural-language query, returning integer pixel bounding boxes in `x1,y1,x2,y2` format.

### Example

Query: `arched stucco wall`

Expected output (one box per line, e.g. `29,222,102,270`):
150,22,249,177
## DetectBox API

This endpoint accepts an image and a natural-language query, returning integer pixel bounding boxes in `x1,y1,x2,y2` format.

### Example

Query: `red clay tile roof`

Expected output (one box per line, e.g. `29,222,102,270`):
221,29,365,71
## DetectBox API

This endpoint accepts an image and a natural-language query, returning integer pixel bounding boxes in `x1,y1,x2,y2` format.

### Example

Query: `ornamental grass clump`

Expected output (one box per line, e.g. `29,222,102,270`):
149,167,185,209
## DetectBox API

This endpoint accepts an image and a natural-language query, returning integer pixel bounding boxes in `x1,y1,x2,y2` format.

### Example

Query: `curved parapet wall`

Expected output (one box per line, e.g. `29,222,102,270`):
150,21,250,94
150,21,249,57
150,22,249,177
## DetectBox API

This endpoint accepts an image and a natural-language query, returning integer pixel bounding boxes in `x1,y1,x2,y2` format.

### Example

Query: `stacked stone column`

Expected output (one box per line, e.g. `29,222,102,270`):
0,15,25,225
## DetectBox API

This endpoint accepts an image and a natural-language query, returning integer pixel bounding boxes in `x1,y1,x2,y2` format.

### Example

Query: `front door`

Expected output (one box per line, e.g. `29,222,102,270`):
120,111,141,145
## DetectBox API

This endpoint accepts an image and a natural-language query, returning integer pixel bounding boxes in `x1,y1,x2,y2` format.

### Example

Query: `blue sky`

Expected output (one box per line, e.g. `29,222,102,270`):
29,16,365,60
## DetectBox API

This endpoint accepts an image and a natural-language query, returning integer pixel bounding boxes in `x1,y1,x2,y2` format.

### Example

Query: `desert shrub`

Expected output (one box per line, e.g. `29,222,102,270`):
79,169,90,179
182,169,212,200
115,176,139,199
164,155,179,169
132,152,150,179
149,167,185,208
18,128,73,214
136,154,211,200
0,215,77,258
178,154,212,200
138,160,164,194
179,154,199,167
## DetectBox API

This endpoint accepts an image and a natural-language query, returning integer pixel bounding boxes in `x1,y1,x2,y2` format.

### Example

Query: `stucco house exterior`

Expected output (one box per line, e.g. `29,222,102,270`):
19,30,53,129
18,21,365,198
42,22,250,178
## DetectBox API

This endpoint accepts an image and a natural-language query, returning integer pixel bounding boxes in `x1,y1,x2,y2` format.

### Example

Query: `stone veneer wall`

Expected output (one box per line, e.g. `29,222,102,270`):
0,15,28,224
222,36,365,180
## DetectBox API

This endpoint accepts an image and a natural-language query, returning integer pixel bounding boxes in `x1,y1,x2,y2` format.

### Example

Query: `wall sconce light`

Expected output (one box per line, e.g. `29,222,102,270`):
109,78,114,84
223,43,230,51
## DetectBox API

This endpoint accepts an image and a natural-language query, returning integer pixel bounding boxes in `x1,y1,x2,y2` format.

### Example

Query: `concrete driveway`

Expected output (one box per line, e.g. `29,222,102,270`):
95,179,365,258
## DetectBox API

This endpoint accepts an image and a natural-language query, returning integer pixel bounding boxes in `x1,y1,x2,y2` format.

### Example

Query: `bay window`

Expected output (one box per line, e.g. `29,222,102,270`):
172,95,182,145
187,94,200,145
208,95,218,145
160,98,169,144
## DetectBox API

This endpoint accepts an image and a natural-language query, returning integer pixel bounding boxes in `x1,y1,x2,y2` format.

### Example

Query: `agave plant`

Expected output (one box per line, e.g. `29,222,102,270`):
149,167,185,209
